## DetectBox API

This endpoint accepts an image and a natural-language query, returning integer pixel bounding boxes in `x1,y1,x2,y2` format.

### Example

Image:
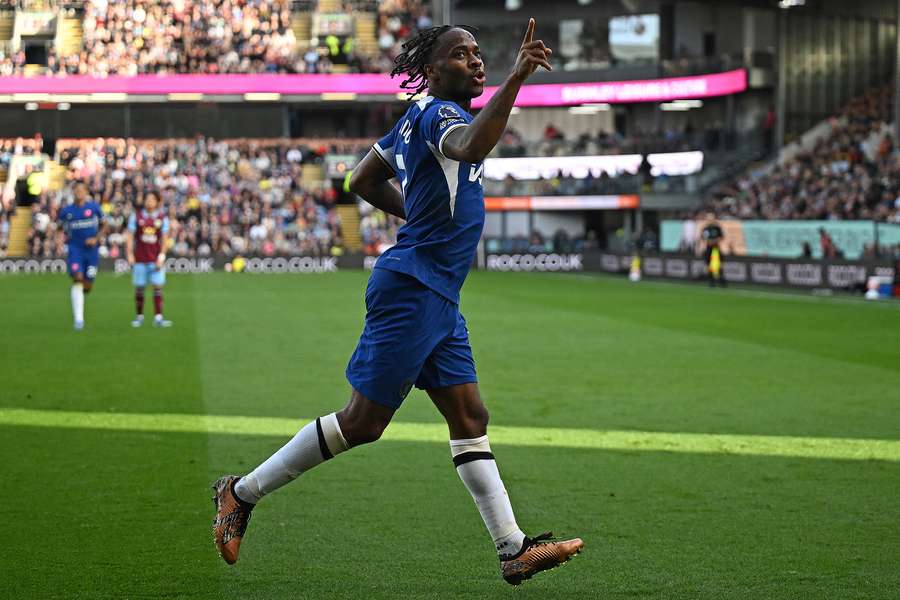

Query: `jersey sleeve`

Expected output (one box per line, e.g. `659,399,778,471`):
127,213,136,233
372,122,399,175
161,217,170,235
422,101,469,159
94,202,106,222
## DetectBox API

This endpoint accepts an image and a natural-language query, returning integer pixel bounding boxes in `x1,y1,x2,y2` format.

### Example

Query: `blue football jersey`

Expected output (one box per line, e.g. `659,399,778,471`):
371,96,485,304
60,200,103,248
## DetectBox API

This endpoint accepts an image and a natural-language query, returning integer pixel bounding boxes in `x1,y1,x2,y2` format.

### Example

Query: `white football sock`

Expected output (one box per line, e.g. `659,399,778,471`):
235,413,349,504
451,435,526,557
71,283,84,323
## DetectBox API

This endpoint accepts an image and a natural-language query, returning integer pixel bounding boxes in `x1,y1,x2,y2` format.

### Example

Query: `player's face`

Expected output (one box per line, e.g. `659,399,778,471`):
145,194,158,212
430,29,485,100
74,184,88,203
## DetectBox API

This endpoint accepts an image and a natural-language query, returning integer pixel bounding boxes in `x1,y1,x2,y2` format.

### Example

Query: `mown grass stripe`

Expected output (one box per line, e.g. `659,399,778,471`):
2,408,899,462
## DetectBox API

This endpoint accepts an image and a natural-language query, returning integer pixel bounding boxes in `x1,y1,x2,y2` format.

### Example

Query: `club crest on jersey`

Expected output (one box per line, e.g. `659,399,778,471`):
84,209,92,217
154,219,162,228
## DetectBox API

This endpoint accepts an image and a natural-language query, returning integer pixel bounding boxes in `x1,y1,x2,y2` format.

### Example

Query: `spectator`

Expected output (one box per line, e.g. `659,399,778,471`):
706,87,899,224
22,137,371,259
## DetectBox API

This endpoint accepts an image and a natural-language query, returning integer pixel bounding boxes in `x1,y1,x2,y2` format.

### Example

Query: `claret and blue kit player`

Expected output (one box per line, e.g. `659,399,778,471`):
126,190,172,328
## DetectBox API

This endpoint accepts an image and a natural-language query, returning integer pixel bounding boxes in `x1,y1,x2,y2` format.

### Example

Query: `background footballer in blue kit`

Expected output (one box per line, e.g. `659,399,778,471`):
60,190,102,282
58,181,104,329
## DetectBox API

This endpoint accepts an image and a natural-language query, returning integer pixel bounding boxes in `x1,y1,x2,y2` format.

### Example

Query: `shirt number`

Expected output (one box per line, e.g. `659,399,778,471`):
399,120,412,144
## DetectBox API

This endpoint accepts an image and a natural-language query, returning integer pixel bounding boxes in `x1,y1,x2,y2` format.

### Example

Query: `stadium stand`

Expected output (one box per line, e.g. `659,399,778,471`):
0,0,431,75
19,138,377,258
707,87,899,223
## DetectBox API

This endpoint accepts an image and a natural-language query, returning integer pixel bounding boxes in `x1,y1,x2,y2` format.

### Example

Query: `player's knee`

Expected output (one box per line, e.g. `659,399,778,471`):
341,418,386,446
475,404,489,429
463,402,489,431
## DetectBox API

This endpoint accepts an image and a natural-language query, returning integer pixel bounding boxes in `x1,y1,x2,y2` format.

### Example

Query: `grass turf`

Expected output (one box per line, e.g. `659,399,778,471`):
1,271,898,599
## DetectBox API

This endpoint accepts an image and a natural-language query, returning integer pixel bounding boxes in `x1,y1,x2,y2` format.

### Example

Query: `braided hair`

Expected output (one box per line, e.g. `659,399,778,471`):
391,25,478,99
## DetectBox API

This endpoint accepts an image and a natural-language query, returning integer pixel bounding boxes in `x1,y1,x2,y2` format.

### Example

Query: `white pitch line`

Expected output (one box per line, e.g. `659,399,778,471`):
2,408,899,462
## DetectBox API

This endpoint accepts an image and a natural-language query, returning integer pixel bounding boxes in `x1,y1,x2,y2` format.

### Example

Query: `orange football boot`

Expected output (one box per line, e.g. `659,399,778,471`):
500,532,584,585
211,475,254,565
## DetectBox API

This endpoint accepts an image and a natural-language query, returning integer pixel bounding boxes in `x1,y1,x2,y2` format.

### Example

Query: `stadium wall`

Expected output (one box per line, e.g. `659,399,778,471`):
3,252,896,294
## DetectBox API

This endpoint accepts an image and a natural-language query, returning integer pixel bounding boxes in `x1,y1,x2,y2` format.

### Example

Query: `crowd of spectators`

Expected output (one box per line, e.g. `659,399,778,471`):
707,87,899,223
372,0,430,74
358,198,401,256
0,0,431,76
494,121,731,159
485,172,642,197
80,0,296,75
23,137,376,259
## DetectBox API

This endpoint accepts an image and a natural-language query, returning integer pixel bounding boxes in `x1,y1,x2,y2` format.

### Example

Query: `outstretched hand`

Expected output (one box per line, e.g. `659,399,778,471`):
512,18,552,82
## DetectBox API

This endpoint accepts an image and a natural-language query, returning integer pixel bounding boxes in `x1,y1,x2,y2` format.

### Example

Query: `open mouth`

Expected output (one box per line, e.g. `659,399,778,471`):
472,71,486,85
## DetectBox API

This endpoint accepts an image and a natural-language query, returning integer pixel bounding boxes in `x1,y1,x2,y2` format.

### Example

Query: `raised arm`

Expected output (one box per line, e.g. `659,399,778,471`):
348,149,406,220
442,18,552,164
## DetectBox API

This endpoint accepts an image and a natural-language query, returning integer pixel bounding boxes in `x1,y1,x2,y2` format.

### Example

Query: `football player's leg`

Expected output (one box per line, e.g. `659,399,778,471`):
68,253,85,327
82,255,97,294
232,269,435,505
427,382,527,559
425,314,583,583
151,265,168,324
233,389,391,507
419,311,527,556
133,263,147,322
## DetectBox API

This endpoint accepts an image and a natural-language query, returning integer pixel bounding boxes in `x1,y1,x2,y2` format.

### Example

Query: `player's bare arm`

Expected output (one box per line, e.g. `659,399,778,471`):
157,231,167,269
125,229,135,265
348,149,406,219
441,18,551,164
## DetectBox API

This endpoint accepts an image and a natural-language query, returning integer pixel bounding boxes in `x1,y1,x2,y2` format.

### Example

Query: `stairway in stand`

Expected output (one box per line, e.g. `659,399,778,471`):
336,205,362,252
7,207,32,257
57,11,84,58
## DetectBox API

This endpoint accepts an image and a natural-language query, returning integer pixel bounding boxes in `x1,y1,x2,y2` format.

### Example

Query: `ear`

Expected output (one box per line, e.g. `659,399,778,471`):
424,62,438,83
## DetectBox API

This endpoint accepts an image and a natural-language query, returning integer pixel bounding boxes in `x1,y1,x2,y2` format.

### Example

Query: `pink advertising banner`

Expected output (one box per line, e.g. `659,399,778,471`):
0,69,747,106
473,68,747,108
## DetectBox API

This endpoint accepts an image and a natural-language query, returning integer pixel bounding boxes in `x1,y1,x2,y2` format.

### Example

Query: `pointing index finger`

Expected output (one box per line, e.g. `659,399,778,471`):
522,18,535,46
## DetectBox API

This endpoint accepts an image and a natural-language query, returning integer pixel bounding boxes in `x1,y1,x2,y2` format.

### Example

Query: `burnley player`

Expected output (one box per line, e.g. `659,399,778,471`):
125,191,172,328
212,19,583,585
59,182,104,330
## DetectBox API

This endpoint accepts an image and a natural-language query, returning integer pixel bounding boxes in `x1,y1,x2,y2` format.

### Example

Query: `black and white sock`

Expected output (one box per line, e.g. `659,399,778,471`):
451,435,526,557
234,413,349,504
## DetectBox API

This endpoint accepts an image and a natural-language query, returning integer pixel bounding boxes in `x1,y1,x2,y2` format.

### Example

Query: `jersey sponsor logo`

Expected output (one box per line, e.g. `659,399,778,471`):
468,164,483,185
141,226,159,244
67,219,98,230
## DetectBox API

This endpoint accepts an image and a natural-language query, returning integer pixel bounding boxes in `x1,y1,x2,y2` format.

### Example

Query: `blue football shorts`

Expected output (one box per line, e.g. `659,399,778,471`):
345,267,478,409
132,262,166,287
67,245,99,281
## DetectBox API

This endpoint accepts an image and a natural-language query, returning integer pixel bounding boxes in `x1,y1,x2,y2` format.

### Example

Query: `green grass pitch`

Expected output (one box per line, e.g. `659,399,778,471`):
1,270,898,599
